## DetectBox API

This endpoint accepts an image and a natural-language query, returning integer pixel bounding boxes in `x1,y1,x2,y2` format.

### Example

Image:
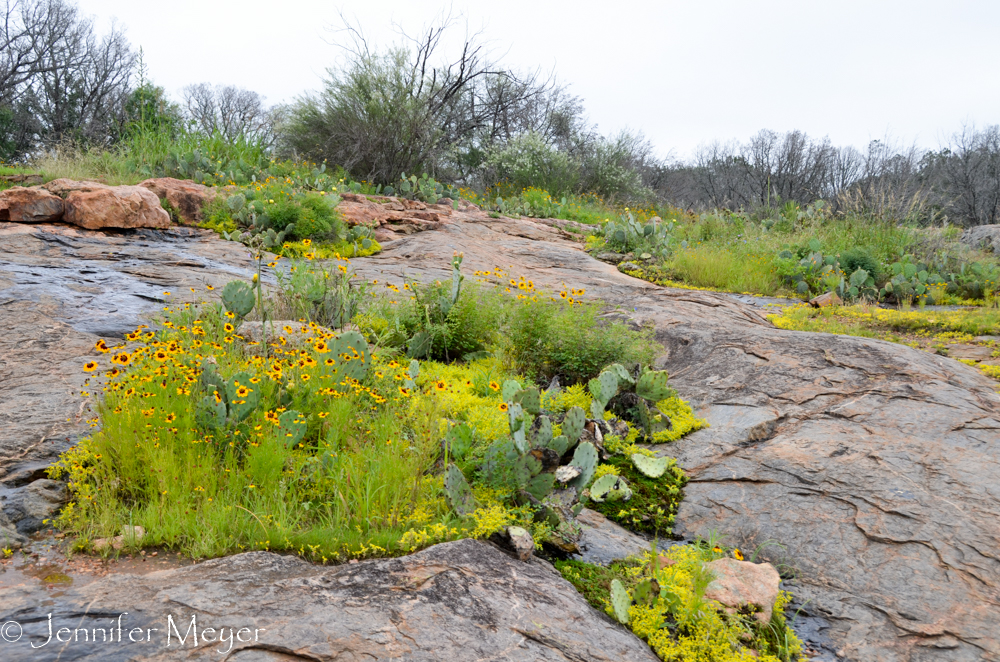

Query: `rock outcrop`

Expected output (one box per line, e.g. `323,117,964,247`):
1,203,999,661
139,177,219,224
704,557,782,624
0,186,64,223
0,538,657,662
961,224,1000,253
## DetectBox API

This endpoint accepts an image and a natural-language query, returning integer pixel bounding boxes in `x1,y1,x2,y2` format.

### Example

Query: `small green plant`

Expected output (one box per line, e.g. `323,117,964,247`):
383,172,461,203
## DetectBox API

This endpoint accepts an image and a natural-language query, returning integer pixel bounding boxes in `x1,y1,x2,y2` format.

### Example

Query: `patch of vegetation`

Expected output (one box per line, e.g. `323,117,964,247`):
587,454,687,535
49,256,695,561
558,542,804,662
767,303,1000,382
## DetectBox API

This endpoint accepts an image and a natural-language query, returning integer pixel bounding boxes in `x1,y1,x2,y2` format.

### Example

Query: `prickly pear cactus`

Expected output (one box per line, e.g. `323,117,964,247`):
225,371,260,423
322,330,370,388
562,407,585,444
531,415,553,448
221,281,255,320
450,252,464,306
196,393,226,430
547,434,570,456
631,453,669,478
407,330,433,359
636,370,676,403
501,379,523,403
276,410,307,448
588,473,619,502
568,441,598,491
610,579,631,624
604,363,634,388
444,463,475,516
525,473,556,501
513,388,541,415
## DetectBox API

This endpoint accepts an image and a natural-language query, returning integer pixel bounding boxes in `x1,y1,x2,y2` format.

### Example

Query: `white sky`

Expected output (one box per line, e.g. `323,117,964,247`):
76,0,1000,159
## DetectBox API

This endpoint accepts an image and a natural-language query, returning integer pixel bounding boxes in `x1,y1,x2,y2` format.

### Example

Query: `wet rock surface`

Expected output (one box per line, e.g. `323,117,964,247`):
0,204,998,661
0,222,255,479
0,538,657,662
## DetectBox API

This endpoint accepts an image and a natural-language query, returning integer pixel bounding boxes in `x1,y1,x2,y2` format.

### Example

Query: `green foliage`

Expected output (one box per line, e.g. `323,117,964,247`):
602,210,677,259
389,172,461,203
504,297,657,385
484,132,580,197
221,280,256,320
588,454,686,535
563,543,804,662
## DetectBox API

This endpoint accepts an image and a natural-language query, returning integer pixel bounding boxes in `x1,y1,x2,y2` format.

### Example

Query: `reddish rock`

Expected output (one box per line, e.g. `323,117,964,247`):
0,186,64,222
704,557,781,624
41,177,109,197
139,177,219,224
337,192,451,234
809,291,842,307
63,185,171,229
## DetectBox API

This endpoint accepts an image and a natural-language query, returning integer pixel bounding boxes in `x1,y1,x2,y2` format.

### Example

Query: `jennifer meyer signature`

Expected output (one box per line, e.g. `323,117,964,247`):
1,613,265,654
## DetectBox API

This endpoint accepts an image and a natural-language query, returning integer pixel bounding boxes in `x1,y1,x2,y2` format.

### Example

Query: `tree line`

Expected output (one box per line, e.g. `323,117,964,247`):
2,0,999,227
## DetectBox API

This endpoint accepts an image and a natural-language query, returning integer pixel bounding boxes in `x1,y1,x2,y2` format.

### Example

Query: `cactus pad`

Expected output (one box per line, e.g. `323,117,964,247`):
444,463,475,516
610,579,631,624
562,407,585,443
221,281,255,320
513,388,541,415
501,379,523,403
276,410,307,448
525,473,556,501
547,434,570,456
568,442,598,491
631,453,669,478
636,370,676,402
531,415,553,448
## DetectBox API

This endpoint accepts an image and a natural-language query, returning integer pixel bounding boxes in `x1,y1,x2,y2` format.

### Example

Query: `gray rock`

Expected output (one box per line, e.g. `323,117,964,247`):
22,479,67,519
960,224,1000,253
575,508,658,565
0,539,658,662
0,509,27,549
594,251,626,263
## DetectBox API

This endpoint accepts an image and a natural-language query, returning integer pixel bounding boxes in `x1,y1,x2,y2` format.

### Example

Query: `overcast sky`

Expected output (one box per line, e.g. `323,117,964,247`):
76,0,1000,159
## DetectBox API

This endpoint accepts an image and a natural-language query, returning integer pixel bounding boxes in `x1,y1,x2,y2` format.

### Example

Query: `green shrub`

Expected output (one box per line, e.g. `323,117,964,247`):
268,193,342,240
839,247,882,281
504,298,657,384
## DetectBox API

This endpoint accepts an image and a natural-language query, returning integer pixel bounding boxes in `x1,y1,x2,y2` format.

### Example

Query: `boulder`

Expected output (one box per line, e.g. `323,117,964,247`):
139,177,219,224
41,178,171,229
960,224,1000,253
0,538,659,661
504,525,535,561
704,557,782,624
0,186,64,223
809,291,842,307
4,206,1000,660
21,478,68,519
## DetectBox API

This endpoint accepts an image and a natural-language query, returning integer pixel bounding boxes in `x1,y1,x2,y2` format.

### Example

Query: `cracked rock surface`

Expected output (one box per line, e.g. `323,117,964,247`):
0,538,656,661
1,208,999,661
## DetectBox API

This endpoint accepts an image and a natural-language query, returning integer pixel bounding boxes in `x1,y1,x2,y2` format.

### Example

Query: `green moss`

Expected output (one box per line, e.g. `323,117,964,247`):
589,454,687,535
